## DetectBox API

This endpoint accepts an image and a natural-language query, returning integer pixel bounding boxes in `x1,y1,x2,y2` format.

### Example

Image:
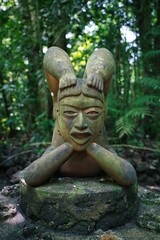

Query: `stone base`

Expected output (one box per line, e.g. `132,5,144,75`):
20,177,137,235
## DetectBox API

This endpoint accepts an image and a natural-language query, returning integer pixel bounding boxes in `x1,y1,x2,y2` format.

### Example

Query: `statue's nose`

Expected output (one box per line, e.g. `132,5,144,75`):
74,112,88,130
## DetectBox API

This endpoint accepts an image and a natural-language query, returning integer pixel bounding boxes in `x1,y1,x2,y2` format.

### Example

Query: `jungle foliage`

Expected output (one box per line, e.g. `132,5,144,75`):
0,0,160,147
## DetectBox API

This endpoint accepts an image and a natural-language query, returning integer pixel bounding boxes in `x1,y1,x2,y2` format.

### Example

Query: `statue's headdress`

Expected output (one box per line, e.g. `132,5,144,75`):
58,78,104,103
44,47,115,100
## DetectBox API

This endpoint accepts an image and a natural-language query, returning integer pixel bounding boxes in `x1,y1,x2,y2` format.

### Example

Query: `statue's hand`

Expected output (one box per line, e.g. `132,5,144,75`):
87,142,99,154
64,142,74,153
87,72,104,92
24,142,74,187
59,73,77,89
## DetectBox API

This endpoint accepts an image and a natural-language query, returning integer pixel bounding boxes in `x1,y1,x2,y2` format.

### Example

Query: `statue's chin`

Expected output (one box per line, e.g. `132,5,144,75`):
69,140,90,152
61,133,92,151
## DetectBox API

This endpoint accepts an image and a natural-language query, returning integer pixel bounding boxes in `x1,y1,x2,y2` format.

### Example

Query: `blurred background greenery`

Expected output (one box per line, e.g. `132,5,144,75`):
0,0,160,154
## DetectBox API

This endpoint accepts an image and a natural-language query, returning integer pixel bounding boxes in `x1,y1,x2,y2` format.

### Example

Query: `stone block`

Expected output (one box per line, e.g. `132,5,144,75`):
20,177,137,235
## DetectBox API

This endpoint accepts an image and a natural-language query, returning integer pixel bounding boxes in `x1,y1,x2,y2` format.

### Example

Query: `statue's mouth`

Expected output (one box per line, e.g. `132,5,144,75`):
70,129,92,145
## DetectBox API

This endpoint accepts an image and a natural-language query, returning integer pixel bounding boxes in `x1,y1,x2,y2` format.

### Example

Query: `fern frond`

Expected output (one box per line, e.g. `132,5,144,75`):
141,77,160,90
115,117,135,138
132,95,158,106
126,107,152,119
144,50,160,58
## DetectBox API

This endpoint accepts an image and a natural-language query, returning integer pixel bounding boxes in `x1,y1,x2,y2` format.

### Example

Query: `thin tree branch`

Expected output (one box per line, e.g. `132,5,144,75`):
112,144,160,153
0,150,35,166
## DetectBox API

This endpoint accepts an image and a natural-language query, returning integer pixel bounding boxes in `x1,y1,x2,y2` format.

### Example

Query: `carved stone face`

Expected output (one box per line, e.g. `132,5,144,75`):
57,94,104,151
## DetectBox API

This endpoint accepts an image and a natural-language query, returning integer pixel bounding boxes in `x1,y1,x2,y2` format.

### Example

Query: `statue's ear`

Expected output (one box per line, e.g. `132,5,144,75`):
103,77,112,96
45,69,59,94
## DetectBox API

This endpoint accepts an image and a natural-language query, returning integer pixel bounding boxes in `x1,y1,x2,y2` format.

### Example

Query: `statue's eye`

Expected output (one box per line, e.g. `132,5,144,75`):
63,111,78,117
85,109,101,119
86,111,99,116
85,107,101,119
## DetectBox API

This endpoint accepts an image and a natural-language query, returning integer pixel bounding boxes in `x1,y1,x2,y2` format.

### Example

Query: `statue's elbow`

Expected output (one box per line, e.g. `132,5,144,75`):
126,168,137,186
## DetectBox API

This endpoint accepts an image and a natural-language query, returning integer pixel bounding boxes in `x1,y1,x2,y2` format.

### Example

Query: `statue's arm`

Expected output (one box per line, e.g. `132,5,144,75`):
84,48,115,94
43,46,76,91
87,143,137,186
23,143,73,187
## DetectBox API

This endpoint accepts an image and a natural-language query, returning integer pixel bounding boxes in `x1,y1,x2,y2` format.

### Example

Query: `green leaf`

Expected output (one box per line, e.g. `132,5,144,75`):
126,107,152,119
115,117,135,138
141,77,160,90
144,50,160,58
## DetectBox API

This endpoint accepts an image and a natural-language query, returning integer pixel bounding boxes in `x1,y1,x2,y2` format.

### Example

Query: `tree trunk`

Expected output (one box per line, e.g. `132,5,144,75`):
132,0,152,76
18,0,45,130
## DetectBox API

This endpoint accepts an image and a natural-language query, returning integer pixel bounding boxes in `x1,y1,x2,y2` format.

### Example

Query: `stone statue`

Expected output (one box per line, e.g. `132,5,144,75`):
23,47,137,187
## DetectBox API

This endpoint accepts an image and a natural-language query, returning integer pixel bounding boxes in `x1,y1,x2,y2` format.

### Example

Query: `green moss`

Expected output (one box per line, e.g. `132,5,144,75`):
138,213,160,231
140,191,160,205
20,177,137,234
137,190,160,232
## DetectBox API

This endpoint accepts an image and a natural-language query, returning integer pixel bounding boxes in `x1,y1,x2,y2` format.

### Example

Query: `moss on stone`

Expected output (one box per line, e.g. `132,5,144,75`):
137,188,160,232
20,177,137,235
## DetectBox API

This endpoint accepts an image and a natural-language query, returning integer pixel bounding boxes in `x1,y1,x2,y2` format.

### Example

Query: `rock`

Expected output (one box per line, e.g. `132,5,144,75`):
0,202,17,221
137,162,149,172
20,177,138,235
100,230,123,240
137,190,160,232
0,189,24,240
138,173,147,182
1,184,19,198
0,183,160,239
145,176,156,185
115,223,160,240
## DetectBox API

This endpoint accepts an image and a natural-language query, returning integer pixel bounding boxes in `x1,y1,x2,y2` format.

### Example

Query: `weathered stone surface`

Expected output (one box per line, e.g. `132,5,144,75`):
137,189,160,231
24,47,137,189
0,186,25,240
0,185,19,221
20,177,137,234
1,184,160,239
